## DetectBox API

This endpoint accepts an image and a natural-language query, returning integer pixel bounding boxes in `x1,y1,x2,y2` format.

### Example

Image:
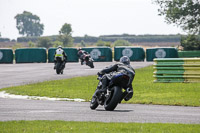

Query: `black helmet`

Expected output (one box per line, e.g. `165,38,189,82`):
120,56,130,65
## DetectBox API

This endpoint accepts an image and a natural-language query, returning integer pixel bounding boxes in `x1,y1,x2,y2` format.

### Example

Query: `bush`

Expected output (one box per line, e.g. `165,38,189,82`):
28,41,35,47
52,41,63,48
12,43,23,50
96,40,111,47
17,37,39,42
113,40,131,46
181,35,200,50
37,37,53,48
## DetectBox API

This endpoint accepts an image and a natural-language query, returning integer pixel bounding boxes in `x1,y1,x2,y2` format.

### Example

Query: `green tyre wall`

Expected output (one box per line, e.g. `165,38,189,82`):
178,51,200,58
15,48,47,63
114,46,145,61
153,58,200,83
48,48,78,63
146,47,178,61
82,47,112,62
0,49,13,63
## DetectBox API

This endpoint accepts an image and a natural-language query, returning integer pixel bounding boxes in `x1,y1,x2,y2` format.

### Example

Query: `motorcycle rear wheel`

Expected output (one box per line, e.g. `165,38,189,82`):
104,86,122,111
56,63,61,74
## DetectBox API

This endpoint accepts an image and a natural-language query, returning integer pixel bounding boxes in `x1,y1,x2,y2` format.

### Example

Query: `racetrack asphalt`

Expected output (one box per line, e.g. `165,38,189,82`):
0,61,200,124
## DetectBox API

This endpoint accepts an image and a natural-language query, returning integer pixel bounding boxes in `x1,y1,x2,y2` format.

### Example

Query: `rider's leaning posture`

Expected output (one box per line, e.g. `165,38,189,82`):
77,48,89,65
97,56,135,101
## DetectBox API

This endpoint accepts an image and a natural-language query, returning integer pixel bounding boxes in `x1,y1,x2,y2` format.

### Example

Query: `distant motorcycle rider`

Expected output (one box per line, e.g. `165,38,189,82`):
97,56,135,101
54,46,67,69
77,48,89,65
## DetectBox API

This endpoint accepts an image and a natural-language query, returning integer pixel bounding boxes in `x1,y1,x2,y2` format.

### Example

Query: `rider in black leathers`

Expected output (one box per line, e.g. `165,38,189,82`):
97,56,135,101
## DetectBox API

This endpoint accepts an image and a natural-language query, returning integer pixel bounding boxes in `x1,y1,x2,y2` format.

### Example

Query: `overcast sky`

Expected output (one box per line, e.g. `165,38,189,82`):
0,0,185,40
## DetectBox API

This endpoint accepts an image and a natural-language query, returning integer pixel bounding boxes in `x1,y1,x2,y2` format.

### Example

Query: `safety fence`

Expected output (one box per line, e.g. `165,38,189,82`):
0,47,113,63
0,49,13,63
114,46,145,61
146,47,178,61
1,47,199,64
178,51,200,58
153,58,200,83
15,48,47,63
48,48,78,62
81,47,112,62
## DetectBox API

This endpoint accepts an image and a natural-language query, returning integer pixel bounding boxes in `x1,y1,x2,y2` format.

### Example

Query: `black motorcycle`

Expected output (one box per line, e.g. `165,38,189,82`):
90,73,132,111
82,54,94,68
55,57,65,74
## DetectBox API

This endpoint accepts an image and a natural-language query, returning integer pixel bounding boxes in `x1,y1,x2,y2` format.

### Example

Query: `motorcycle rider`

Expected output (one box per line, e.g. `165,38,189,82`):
97,56,135,101
54,45,67,69
77,48,89,65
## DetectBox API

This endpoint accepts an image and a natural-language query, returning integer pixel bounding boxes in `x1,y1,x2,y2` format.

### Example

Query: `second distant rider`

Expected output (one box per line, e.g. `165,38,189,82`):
77,48,89,65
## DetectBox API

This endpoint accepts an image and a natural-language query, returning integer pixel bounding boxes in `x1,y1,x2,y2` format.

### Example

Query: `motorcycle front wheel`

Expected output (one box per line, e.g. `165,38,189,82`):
90,90,99,110
90,96,99,110
104,86,122,111
88,60,94,68
90,61,94,68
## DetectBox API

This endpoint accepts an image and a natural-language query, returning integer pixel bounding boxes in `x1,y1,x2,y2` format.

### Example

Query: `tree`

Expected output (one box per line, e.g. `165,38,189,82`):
81,40,86,47
37,37,52,48
154,0,200,34
15,11,44,36
58,23,73,47
58,34,73,47
181,35,200,50
59,23,72,35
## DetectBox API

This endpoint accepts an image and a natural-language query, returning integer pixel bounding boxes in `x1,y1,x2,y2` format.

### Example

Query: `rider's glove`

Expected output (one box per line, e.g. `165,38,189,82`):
97,72,103,77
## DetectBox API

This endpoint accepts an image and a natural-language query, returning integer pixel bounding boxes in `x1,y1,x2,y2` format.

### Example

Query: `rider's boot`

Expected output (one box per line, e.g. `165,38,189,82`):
124,88,133,101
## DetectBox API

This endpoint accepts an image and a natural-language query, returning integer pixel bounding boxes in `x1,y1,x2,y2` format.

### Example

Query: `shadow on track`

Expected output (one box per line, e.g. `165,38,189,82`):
95,109,133,112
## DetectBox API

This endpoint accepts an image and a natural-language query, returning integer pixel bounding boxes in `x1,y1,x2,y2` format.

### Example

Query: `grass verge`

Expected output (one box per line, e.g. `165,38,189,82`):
1,65,200,106
0,121,199,133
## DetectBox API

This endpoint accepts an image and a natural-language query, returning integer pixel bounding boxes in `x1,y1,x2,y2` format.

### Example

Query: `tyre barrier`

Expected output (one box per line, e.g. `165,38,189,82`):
15,48,47,63
82,47,112,62
0,48,13,63
48,48,78,62
146,47,178,61
114,46,145,61
178,51,200,58
153,58,200,83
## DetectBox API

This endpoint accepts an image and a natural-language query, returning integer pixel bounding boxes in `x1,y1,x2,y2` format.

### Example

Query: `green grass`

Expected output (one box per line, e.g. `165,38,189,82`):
0,121,199,133
1,65,200,106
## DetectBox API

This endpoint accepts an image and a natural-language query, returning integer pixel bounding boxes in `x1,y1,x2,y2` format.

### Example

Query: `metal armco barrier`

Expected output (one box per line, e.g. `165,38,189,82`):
153,58,200,83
